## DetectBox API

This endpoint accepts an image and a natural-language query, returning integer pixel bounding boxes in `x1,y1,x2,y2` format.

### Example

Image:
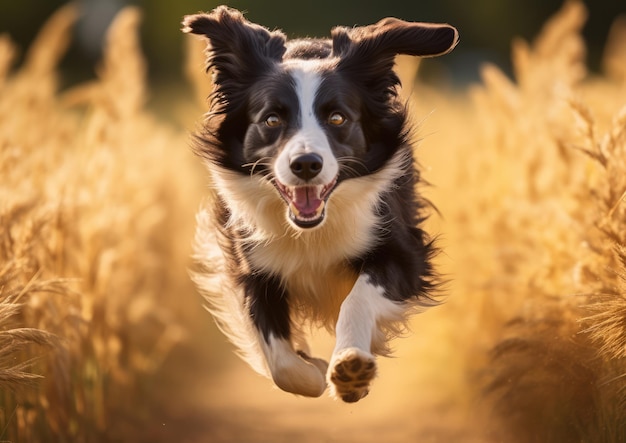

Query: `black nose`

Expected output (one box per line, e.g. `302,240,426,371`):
290,153,323,180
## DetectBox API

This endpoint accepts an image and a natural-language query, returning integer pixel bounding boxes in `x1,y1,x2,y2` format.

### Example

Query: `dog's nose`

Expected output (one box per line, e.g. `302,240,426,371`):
290,153,323,180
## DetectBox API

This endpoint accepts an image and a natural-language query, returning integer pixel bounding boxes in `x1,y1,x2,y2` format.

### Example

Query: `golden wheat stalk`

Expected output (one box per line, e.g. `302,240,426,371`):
97,6,146,116
0,270,65,392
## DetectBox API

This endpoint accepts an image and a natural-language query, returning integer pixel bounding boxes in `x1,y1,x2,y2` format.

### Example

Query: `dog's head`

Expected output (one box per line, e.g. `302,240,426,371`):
183,6,458,230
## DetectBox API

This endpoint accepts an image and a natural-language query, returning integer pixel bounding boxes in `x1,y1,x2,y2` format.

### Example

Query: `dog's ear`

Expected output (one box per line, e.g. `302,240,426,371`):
332,17,458,60
182,6,286,84
332,17,458,83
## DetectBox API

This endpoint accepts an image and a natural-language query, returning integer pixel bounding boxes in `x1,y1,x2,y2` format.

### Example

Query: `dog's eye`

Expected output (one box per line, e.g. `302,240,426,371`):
328,112,346,126
265,114,282,128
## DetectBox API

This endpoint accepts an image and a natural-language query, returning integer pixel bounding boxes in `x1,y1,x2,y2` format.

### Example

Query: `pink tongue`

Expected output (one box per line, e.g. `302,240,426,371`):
292,187,322,215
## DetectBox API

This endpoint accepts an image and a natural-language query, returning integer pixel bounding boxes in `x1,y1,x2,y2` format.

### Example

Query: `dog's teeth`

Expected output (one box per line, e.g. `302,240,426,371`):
290,203,301,217
289,200,325,221
315,200,325,216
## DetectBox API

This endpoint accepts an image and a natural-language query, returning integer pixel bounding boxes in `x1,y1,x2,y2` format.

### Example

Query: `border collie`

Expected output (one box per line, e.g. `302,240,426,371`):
183,6,458,403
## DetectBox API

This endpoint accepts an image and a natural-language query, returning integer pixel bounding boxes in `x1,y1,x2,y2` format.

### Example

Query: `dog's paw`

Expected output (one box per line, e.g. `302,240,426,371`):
328,348,377,403
297,350,329,375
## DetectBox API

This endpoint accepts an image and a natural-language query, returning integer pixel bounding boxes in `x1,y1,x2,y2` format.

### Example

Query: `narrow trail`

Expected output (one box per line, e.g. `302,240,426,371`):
143,299,486,443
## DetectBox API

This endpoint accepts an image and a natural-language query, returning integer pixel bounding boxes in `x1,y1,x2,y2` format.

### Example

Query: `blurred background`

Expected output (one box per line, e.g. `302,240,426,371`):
1,0,624,87
2,1,626,442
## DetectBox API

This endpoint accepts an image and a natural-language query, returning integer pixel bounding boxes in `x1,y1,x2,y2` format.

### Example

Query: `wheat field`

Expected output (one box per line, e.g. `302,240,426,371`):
1,1,625,442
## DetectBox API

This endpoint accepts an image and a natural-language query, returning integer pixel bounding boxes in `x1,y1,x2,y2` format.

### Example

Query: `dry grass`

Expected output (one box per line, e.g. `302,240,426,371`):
409,1,626,441
0,4,201,442
1,1,626,442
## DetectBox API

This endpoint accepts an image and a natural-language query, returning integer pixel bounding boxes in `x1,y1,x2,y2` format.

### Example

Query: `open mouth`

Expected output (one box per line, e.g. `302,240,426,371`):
274,178,337,228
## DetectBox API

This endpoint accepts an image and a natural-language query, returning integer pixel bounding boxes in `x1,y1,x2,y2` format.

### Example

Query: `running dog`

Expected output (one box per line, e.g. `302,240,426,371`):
183,6,458,402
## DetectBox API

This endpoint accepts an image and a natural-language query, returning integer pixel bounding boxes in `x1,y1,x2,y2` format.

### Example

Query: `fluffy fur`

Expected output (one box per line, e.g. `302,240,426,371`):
183,6,458,402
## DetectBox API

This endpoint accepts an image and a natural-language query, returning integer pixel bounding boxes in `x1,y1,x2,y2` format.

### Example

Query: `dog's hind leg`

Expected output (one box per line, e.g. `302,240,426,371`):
245,273,327,397
328,274,404,402
258,336,327,397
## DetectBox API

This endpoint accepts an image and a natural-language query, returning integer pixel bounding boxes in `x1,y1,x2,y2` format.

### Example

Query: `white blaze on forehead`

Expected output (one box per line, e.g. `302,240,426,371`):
274,61,338,186
289,62,321,129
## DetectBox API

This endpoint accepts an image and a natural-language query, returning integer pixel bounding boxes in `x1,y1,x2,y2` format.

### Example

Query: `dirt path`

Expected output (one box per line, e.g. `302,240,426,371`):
141,300,487,443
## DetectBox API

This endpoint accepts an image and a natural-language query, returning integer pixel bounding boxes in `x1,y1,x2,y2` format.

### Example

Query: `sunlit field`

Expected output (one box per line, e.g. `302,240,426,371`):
1,1,625,442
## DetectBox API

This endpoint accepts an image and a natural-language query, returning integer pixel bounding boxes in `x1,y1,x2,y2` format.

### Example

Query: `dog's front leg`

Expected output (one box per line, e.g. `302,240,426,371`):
244,273,327,397
328,273,404,402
